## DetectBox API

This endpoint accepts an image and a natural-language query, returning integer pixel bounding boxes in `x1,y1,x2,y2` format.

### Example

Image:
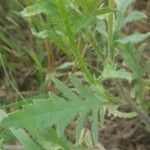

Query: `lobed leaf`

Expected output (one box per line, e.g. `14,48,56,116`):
102,64,133,82
108,105,137,118
117,32,150,44
119,11,147,30
1,75,137,145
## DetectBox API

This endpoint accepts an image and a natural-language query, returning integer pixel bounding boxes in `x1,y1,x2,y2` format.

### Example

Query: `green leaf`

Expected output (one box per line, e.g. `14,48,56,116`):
69,73,98,101
119,11,146,30
121,43,143,79
1,76,104,143
25,128,69,150
73,8,113,36
115,0,135,32
47,128,71,150
0,109,39,150
73,11,95,36
96,8,114,16
116,0,134,14
117,32,150,44
52,78,81,102
96,20,107,39
21,1,58,17
102,64,132,82
1,75,137,145
10,129,39,150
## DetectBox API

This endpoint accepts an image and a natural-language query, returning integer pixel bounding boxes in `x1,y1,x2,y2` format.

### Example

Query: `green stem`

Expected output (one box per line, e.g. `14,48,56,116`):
59,0,95,84
73,47,96,84
0,51,24,100
108,0,114,60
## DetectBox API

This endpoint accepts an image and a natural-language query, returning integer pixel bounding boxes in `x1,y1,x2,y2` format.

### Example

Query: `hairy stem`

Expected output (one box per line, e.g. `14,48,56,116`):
108,0,114,60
